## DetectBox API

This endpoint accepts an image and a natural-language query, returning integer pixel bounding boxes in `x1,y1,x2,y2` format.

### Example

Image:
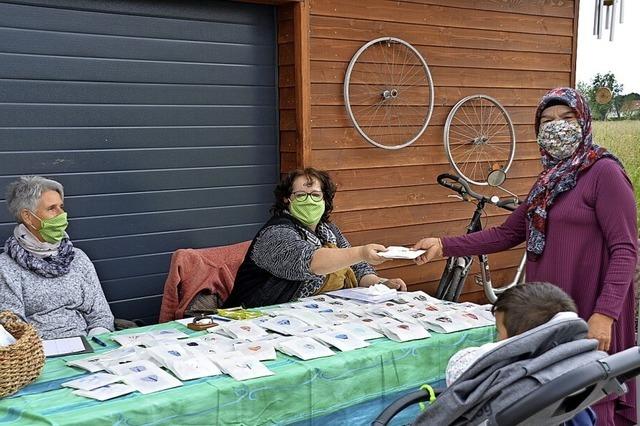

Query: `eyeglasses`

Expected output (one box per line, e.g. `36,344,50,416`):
291,191,323,202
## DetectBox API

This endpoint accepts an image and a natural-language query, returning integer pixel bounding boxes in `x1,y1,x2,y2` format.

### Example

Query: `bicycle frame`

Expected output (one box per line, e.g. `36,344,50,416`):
436,173,525,303
472,203,526,304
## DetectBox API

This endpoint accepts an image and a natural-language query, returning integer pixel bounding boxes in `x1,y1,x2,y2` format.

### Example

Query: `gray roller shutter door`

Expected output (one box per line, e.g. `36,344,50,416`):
0,0,278,324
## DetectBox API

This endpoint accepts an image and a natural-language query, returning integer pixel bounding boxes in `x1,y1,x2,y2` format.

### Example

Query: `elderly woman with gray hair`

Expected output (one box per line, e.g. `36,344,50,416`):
0,176,114,339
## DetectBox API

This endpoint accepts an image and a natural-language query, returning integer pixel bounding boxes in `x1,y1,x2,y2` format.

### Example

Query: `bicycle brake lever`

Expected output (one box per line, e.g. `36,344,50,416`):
447,194,464,201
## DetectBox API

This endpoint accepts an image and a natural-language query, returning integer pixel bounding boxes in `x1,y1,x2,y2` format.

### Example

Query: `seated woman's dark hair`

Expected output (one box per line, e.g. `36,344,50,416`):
491,282,577,337
271,168,337,223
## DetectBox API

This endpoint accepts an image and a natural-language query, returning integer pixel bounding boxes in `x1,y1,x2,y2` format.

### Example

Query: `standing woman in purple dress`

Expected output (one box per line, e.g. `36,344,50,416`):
413,87,637,425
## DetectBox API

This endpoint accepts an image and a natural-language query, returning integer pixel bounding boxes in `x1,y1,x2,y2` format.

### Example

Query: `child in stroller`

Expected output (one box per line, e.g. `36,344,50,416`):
444,282,595,425
374,281,640,425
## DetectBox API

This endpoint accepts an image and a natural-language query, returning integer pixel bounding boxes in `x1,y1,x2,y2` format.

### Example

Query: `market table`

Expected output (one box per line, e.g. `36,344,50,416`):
0,321,495,425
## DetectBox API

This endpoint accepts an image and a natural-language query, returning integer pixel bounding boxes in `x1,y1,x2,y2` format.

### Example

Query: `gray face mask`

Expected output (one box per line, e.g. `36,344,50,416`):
536,120,583,160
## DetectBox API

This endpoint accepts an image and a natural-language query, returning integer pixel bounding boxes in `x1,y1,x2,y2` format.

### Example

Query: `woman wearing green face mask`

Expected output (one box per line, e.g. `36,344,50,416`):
0,176,114,339
225,168,407,309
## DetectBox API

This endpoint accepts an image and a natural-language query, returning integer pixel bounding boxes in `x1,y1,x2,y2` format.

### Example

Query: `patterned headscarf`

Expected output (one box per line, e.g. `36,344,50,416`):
525,87,623,259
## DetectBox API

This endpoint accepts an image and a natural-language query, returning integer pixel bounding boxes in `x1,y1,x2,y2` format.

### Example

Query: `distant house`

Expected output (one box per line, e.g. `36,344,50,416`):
0,0,581,323
622,100,640,118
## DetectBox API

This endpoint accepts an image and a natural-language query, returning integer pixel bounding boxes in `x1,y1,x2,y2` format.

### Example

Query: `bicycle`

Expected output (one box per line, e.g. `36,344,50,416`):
434,171,526,303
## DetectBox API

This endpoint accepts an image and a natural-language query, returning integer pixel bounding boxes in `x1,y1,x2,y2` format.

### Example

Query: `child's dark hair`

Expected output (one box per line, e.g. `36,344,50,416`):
271,168,337,223
491,282,577,337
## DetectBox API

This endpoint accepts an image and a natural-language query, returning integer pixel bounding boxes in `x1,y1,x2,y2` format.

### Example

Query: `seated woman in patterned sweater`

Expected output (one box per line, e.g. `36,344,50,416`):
0,176,114,339
224,168,406,308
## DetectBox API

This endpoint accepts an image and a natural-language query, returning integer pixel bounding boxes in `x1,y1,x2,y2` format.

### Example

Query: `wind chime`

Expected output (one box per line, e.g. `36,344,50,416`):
593,0,625,41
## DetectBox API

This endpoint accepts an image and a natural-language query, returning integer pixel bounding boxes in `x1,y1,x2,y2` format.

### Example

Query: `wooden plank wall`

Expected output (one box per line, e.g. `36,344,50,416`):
279,0,578,303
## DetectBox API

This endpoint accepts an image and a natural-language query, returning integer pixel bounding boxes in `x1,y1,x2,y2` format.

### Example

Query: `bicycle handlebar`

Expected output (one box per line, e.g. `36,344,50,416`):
437,173,520,211
495,198,519,212
437,173,476,197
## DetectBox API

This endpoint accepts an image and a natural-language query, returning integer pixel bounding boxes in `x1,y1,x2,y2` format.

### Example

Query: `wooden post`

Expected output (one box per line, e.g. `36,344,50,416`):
571,0,580,88
293,1,311,168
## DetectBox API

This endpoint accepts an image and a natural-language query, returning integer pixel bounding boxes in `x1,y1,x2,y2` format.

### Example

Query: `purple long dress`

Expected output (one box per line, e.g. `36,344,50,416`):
442,158,638,425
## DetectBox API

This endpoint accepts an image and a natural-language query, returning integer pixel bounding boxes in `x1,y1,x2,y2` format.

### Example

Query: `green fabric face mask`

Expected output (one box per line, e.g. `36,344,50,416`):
31,212,68,243
289,198,325,227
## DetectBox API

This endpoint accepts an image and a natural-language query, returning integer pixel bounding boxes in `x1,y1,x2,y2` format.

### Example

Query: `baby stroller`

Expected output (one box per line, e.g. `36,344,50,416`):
373,316,640,425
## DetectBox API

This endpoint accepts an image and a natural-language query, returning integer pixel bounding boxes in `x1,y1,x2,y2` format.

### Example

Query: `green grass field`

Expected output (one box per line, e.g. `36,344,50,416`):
593,120,640,225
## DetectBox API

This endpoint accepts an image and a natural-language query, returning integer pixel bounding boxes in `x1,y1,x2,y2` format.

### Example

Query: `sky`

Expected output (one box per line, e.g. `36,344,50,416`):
576,0,640,94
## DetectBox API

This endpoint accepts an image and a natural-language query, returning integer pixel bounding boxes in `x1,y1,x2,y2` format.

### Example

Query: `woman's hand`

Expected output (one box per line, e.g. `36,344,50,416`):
359,244,387,265
587,313,614,352
382,278,407,291
412,238,443,265
359,274,407,291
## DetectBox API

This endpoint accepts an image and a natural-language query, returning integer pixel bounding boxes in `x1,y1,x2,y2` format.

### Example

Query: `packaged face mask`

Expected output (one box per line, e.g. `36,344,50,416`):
111,334,156,348
288,300,336,312
394,291,442,305
251,333,290,343
313,330,369,352
106,359,160,376
199,334,237,354
122,366,183,394
150,343,226,378
289,325,326,337
111,329,189,348
97,346,152,370
318,310,362,325
418,309,494,334
62,372,122,391
178,337,214,351
276,337,335,360
299,295,332,303
387,308,431,325
270,308,327,327
356,315,401,332
332,323,383,341
328,287,397,304
377,246,426,260
148,329,190,340
259,315,310,335
164,355,222,381
73,382,135,401
0,325,16,347
214,356,274,381
380,322,431,342
221,321,269,340
146,344,191,366
300,295,359,309
67,356,106,373
372,302,411,314
472,305,497,322
233,341,277,361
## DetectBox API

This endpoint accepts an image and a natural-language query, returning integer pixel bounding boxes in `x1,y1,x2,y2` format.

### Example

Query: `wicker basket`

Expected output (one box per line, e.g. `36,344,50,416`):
0,311,45,398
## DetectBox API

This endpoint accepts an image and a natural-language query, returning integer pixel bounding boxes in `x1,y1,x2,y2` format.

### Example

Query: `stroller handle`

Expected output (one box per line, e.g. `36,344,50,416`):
371,388,443,426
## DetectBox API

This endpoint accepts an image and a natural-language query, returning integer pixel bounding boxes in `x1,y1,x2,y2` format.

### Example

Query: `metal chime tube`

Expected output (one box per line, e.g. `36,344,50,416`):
593,0,600,34
598,0,604,38
610,0,617,41
620,0,624,23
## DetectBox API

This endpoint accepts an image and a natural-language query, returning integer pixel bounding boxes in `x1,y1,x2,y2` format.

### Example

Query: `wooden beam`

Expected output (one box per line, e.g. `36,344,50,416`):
571,0,580,88
293,1,312,168
236,0,302,5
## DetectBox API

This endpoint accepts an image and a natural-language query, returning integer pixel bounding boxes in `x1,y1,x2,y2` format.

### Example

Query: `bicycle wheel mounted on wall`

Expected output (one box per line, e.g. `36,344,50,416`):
444,95,516,185
344,37,434,150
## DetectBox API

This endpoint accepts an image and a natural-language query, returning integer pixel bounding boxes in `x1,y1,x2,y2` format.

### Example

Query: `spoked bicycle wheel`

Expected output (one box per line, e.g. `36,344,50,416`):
344,37,434,150
444,95,516,185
